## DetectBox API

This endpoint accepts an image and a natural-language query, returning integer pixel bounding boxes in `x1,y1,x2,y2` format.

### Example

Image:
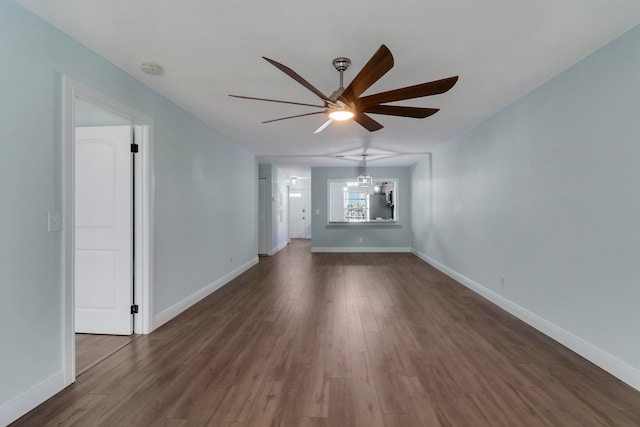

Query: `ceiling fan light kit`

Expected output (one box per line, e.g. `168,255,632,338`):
328,109,355,121
229,44,458,133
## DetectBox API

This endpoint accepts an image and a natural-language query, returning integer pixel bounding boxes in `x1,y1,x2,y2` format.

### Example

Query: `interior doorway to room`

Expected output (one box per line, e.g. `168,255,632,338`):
73,102,136,374
288,188,307,239
74,119,133,335
64,77,153,384
258,178,268,255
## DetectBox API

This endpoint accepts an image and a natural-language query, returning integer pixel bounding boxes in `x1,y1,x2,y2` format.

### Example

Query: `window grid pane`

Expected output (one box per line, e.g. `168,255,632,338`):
344,191,369,221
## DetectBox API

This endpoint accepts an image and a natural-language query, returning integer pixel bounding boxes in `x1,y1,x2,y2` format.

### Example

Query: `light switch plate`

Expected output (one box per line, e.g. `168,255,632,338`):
316,209,320,215
48,211,62,232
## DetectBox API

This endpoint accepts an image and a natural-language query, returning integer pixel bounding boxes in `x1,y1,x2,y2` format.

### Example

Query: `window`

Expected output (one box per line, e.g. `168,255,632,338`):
344,190,369,221
328,179,397,223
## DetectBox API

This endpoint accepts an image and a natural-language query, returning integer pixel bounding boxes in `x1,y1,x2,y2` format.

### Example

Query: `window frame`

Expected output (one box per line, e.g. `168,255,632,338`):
327,178,398,224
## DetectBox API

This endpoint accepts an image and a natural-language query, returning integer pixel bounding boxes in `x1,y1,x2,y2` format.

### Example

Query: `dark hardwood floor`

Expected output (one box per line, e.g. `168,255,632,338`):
12,240,640,426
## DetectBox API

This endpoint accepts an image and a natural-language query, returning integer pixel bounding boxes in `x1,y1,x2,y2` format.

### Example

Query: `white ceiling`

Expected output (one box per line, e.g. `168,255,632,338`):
15,0,640,166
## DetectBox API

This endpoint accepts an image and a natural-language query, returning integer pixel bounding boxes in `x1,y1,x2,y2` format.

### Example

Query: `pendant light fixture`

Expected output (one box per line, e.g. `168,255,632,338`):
356,155,374,188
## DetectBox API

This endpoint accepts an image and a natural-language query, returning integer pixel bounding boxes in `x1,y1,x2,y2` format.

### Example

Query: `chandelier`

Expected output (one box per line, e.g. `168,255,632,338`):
356,155,374,187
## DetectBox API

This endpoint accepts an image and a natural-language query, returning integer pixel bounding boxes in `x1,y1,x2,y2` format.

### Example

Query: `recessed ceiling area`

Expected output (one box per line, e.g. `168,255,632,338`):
14,0,640,166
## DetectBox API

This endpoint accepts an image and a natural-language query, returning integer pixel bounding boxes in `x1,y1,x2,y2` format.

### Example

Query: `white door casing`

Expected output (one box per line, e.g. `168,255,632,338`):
75,125,133,335
258,178,268,255
289,188,306,239
64,75,154,388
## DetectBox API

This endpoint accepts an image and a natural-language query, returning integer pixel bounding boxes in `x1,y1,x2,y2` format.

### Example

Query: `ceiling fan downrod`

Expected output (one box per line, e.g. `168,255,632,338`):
329,57,354,116
332,57,351,91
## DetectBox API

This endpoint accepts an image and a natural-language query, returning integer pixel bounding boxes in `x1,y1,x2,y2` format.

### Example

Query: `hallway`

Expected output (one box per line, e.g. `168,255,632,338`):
13,240,640,426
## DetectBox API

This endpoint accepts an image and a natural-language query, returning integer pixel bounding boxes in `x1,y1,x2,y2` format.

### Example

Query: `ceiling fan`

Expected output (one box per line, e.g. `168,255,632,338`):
229,44,458,133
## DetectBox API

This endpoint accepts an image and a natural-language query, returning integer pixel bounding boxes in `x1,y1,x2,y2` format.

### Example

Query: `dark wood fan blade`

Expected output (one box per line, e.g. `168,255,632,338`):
229,95,325,108
263,57,332,103
363,105,439,118
359,76,458,108
341,44,394,102
353,112,384,132
262,111,325,124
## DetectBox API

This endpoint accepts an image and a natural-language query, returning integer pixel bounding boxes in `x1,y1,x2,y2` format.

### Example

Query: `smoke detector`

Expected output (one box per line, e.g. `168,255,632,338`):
141,62,163,75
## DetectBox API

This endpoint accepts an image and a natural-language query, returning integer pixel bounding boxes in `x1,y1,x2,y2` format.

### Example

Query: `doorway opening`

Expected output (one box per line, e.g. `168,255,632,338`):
258,178,268,255
288,188,307,239
63,76,154,385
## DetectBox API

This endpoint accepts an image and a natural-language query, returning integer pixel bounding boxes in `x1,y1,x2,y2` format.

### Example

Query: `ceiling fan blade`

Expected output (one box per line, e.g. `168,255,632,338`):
263,57,333,103
229,94,325,109
341,45,394,102
262,111,325,124
353,112,384,132
362,105,439,118
313,119,333,134
358,76,459,108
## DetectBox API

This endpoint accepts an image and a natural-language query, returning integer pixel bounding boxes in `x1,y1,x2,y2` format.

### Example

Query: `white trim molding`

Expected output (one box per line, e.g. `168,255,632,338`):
62,75,155,389
267,241,288,256
154,257,259,329
0,372,64,426
312,246,411,253
411,248,640,392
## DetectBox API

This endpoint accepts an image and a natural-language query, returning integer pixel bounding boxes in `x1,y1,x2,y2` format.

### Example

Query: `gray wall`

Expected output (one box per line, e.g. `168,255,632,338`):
0,2,257,421
411,25,640,386
312,166,411,250
411,155,432,251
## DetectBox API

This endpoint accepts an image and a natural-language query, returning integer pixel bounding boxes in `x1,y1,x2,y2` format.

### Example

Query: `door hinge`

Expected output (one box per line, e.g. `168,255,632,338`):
131,304,139,314
131,143,139,153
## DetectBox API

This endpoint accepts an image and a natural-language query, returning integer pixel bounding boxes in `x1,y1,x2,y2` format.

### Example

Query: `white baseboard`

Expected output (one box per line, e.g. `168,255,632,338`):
411,248,640,392
154,257,259,330
0,371,65,426
312,246,411,253
267,241,288,256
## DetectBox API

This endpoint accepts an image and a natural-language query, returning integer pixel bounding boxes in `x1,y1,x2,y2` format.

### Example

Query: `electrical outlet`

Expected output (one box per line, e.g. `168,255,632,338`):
500,277,506,288
48,211,61,232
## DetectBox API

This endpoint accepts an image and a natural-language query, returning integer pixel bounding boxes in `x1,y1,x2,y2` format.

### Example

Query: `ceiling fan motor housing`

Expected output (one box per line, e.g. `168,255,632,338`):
332,57,351,72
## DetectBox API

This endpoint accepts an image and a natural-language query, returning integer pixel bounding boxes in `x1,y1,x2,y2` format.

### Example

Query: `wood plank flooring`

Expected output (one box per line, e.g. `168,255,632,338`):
12,239,640,426
76,334,136,376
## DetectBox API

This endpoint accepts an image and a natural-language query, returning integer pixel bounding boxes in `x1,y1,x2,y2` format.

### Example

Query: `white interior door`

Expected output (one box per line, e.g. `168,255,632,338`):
75,125,133,335
288,189,306,239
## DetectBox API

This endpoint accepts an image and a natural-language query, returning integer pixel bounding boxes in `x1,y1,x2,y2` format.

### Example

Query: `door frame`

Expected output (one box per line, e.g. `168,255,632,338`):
258,178,268,255
288,187,307,239
62,76,155,386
